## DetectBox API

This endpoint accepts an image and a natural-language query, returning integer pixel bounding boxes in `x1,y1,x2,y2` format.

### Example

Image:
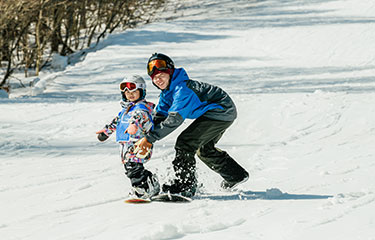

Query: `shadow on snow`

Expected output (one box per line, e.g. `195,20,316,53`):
174,0,375,30
196,188,333,201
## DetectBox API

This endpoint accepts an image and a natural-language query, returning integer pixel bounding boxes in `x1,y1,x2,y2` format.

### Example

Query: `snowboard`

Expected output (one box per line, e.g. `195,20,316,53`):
125,193,192,204
124,198,152,204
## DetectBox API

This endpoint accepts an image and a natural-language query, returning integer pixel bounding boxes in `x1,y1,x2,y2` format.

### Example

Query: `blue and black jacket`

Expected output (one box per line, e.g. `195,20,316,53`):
146,68,237,143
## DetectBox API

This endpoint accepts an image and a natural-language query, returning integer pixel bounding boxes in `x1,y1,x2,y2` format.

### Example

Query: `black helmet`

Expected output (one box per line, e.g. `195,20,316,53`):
147,53,174,76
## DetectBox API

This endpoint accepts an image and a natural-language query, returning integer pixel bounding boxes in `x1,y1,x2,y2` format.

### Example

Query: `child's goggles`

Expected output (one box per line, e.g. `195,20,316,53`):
120,82,138,92
147,59,168,76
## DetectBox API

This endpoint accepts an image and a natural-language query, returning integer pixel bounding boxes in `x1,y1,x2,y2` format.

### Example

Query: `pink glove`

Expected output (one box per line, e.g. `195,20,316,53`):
96,129,109,136
125,123,138,135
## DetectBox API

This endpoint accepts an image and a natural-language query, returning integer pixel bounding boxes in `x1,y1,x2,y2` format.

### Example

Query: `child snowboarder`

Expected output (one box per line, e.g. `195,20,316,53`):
96,75,160,198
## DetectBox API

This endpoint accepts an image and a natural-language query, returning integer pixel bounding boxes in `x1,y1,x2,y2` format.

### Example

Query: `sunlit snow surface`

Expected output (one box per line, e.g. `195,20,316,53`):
1,0,375,239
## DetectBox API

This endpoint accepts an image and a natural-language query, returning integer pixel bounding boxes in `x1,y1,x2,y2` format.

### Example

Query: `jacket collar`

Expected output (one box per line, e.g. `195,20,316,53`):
162,68,189,93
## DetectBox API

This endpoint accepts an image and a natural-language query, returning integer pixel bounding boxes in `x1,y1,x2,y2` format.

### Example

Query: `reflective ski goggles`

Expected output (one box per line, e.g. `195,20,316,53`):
120,82,139,92
147,59,168,76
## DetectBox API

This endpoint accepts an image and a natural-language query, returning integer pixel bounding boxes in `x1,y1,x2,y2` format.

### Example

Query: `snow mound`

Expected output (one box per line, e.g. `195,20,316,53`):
31,78,47,96
0,89,8,98
265,188,283,198
51,53,68,71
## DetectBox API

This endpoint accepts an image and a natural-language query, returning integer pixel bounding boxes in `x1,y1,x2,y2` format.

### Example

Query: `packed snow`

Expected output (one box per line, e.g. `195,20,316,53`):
1,0,375,239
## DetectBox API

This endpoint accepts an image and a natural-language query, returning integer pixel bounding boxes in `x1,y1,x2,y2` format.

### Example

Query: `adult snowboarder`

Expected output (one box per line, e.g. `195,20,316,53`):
134,53,249,197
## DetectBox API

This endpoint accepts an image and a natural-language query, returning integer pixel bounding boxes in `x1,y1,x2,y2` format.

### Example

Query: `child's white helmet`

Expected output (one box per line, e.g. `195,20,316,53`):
120,75,146,92
119,75,147,101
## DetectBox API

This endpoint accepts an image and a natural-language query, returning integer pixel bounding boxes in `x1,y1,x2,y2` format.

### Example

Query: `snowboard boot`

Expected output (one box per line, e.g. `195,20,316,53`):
124,161,160,199
162,150,197,198
132,174,160,199
162,179,197,198
220,171,249,190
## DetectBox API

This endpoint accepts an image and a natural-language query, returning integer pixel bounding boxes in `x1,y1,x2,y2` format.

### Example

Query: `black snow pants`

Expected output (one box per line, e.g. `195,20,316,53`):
123,161,153,189
120,144,153,190
174,116,248,186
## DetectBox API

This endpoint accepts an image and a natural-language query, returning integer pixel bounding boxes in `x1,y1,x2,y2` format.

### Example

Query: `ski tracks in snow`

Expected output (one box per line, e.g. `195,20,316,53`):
316,191,375,226
138,201,248,240
275,91,347,145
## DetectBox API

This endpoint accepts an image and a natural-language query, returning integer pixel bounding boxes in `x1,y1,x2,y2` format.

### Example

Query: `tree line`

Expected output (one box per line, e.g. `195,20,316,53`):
0,0,165,90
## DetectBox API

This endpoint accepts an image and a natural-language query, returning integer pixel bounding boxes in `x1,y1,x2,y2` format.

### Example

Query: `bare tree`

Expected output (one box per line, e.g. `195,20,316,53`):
0,0,166,91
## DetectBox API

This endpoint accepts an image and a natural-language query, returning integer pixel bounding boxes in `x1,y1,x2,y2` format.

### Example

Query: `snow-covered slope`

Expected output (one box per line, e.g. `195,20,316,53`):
1,0,375,239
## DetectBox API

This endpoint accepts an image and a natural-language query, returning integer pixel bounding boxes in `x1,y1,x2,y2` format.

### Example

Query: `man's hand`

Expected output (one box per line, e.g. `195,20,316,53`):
134,137,152,158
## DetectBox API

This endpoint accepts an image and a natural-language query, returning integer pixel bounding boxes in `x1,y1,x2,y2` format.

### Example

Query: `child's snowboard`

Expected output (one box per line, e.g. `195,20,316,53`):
124,198,152,204
125,193,192,204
